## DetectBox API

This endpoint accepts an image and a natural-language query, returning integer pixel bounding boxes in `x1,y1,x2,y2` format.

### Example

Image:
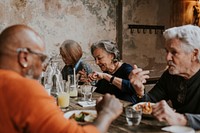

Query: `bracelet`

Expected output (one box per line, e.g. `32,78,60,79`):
136,92,145,98
110,76,115,84
137,94,144,98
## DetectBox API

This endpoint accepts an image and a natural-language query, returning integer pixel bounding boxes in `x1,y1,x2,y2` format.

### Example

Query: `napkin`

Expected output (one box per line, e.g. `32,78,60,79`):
78,101,96,107
161,125,195,133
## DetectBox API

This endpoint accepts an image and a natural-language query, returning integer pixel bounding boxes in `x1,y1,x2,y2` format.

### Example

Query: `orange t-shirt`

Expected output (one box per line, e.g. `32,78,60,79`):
0,70,99,133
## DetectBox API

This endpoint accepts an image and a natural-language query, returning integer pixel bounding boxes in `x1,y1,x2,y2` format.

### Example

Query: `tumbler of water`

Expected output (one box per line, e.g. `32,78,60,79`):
125,106,142,126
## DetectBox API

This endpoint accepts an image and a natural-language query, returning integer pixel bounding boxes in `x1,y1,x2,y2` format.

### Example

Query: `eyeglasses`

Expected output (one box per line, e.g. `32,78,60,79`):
16,48,48,63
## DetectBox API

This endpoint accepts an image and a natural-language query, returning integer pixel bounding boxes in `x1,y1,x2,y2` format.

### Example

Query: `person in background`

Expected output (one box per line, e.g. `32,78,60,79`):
60,39,92,84
0,24,123,133
129,24,200,130
88,40,149,103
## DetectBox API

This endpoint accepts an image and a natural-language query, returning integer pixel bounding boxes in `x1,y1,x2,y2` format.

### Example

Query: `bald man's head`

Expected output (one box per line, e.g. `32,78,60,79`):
0,25,44,55
0,24,46,79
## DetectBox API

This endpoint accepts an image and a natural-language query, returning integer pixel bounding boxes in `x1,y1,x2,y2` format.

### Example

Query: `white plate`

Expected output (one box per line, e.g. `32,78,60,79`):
133,102,156,110
132,102,156,115
64,110,97,123
162,125,195,133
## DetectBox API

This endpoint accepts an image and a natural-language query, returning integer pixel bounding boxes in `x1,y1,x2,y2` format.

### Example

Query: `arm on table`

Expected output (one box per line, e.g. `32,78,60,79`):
93,94,123,133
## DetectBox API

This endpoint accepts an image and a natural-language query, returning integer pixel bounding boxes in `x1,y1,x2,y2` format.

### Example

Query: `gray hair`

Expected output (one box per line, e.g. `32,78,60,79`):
91,40,120,62
163,24,200,61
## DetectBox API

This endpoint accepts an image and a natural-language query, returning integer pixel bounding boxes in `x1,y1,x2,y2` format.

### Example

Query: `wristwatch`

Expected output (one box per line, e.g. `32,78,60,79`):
110,76,115,84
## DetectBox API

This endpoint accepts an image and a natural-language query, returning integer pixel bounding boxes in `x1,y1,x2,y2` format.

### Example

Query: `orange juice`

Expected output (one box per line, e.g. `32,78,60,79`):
58,92,69,108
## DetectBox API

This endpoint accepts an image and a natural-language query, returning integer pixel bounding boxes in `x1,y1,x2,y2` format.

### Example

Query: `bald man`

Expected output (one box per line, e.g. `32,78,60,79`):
0,25,123,133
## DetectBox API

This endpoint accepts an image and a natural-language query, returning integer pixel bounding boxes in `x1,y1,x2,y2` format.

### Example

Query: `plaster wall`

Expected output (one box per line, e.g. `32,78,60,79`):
122,0,172,77
0,0,117,65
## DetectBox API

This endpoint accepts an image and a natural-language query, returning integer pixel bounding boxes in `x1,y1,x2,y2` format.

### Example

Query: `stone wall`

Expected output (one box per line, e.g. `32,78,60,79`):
0,0,183,76
0,0,117,63
122,0,172,77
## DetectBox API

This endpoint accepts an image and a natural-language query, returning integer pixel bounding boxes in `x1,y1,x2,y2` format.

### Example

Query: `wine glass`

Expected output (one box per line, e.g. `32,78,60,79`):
81,84,96,102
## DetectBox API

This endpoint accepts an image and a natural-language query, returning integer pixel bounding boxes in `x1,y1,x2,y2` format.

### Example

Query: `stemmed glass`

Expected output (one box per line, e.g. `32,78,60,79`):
81,83,96,102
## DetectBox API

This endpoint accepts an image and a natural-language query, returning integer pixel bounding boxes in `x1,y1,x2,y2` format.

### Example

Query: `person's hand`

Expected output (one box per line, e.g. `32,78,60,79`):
152,100,187,126
78,69,88,83
88,71,104,82
129,65,150,96
96,94,123,120
93,94,123,133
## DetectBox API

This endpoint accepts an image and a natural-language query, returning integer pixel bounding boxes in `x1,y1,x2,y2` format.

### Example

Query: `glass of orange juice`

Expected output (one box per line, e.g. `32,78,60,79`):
57,81,70,110
58,92,69,108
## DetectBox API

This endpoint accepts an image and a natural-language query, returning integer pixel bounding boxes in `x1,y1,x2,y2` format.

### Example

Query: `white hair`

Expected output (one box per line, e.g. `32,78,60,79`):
163,24,200,61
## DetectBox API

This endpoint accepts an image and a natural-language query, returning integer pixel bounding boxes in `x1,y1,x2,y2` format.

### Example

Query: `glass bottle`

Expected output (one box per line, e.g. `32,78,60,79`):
51,62,63,98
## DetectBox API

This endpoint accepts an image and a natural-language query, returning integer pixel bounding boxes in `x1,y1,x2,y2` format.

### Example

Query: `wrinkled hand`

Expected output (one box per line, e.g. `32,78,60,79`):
93,94,123,133
152,100,187,126
96,94,123,121
88,71,104,82
78,69,89,83
129,65,150,96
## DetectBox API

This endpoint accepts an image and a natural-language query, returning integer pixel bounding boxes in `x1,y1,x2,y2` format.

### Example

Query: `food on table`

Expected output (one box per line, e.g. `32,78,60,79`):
134,102,154,114
69,111,97,122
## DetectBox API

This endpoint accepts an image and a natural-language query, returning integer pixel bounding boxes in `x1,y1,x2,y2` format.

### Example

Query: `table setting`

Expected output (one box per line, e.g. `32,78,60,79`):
65,95,200,133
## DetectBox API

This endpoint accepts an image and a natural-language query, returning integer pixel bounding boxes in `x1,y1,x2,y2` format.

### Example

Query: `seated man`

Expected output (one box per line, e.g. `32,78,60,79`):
0,24,123,133
129,24,200,130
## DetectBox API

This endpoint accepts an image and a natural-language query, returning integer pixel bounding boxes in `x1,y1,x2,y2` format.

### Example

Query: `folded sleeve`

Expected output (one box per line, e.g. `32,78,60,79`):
185,113,200,130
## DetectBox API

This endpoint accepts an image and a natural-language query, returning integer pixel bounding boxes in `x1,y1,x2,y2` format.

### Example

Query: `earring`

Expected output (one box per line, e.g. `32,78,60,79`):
112,58,118,63
22,63,28,68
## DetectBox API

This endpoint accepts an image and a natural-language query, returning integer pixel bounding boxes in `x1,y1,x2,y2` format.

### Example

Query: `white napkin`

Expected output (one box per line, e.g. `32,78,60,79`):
78,101,96,107
161,125,195,133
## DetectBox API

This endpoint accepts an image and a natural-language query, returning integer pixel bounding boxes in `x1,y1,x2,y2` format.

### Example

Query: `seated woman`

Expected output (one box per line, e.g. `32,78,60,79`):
60,40,92,84
88,40,138,103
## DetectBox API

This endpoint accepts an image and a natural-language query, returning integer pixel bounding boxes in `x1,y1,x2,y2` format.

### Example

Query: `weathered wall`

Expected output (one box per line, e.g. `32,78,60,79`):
0,0,179,76
122,0,172,77
0,0,117,61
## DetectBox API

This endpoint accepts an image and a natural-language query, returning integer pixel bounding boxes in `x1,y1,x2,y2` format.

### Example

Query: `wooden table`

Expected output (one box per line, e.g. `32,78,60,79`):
65,92,200,133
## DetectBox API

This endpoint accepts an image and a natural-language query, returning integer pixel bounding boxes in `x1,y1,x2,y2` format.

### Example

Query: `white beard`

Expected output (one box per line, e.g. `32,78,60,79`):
25,67,37,80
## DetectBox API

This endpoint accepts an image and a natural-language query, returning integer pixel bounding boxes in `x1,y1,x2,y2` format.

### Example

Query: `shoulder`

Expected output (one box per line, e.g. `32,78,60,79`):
121,63,133,68
120,63,133,71
4,72,45,94
1,71,47,99
157,69,182,85
79,60,87,66
160,69,174,79
61,65,68,73
115,63,133,75
1,70,40,87
79,60,90,67
13,77,44,93
79,60,93,72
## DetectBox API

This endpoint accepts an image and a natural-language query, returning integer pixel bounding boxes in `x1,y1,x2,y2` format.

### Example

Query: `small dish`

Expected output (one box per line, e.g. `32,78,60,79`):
64,110,97,124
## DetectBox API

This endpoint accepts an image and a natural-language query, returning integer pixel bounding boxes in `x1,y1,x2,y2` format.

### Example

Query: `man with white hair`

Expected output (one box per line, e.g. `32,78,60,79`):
129,24,200,130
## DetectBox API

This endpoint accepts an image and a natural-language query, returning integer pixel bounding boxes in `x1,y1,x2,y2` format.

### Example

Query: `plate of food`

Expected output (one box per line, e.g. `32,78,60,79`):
64,110,97,124
132,102,156,118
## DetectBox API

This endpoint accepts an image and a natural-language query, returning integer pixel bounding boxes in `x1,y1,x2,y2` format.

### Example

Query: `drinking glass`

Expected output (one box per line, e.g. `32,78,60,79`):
57,80,70,110
81,84,96,102
68,74,78,97
125,106,142,126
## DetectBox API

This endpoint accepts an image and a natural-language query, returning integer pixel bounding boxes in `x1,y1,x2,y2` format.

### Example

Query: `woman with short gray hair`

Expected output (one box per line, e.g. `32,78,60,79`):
88,40,138,103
